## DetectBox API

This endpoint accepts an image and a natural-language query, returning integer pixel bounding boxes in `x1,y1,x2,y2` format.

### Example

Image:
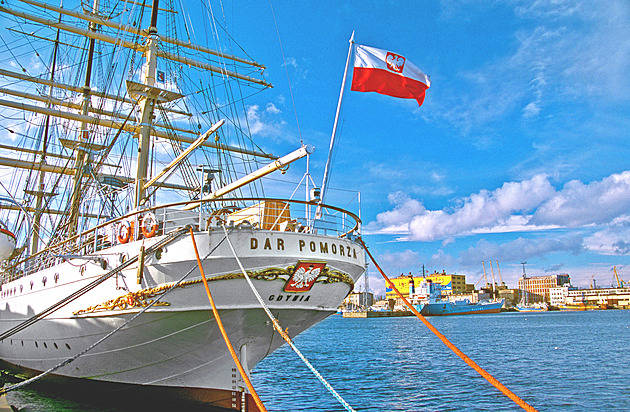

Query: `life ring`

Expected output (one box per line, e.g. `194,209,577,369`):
141,212,158,238
117,220,133,244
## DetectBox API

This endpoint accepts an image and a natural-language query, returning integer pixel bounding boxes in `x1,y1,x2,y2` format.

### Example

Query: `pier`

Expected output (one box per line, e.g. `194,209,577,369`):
342,311,412,318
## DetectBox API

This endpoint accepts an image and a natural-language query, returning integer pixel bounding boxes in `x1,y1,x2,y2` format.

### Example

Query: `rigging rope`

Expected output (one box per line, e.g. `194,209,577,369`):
0,226,190,342
188,227,267,412
220,225,356,412
357,237,538,412
0,226,211,396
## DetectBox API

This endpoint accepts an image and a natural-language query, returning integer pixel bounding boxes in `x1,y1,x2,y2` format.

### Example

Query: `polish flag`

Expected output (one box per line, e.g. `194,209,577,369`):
351,44,431,106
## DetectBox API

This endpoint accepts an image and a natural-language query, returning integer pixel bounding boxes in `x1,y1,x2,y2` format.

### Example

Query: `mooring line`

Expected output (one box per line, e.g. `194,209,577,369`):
188,228,267,412
221,225,356,412
357,237,538,412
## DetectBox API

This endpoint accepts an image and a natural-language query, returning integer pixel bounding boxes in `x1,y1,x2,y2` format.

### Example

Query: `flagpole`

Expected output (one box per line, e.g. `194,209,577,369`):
319,31,355,206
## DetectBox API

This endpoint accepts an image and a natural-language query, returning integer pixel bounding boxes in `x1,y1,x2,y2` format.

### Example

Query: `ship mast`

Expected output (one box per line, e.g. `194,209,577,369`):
30,12,62,255
68,0,100,236
135,0,160,208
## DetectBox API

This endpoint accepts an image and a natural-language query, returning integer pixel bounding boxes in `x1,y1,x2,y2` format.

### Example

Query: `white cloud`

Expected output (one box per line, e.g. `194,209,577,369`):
458,236,586,267
367,171,630,243
584,215,630,255
531,171,630,227
266,103,281,114
364,191,426,235
402,174,552,241
377,249,422,270
245,104,287,140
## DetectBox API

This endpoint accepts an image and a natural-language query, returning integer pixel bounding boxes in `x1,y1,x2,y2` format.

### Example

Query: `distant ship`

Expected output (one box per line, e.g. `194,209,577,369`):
515,265,548,312
411,281,504,316
557,303,599,311
515,302,548,312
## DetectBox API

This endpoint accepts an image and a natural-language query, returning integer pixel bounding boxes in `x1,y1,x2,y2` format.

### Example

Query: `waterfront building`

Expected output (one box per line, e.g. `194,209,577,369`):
498,288,520,307
341,291,375,310
448,290,492,303
518,274,571,303
565,287,630,308
549,285,578,306
385,271,468,301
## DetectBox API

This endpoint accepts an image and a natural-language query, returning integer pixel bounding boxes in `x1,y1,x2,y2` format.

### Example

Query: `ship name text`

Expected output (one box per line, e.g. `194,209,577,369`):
250,237,358,259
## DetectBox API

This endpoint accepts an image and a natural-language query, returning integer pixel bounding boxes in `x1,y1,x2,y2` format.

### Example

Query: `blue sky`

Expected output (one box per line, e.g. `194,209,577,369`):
223,0,630,294
3,0,628,295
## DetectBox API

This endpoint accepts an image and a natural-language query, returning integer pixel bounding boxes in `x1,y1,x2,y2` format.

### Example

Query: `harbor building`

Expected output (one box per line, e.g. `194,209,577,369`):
341,291,375,311
498,288,520,307
549,286,630,309
549,285,578,306
385,271,467,301
518,274,571,303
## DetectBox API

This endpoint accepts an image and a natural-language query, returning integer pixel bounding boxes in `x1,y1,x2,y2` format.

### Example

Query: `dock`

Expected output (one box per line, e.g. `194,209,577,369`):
342,311,413,318
0,393,15,412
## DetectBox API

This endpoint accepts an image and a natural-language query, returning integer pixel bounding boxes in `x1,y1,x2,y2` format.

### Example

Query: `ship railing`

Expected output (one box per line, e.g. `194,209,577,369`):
1,198,361,282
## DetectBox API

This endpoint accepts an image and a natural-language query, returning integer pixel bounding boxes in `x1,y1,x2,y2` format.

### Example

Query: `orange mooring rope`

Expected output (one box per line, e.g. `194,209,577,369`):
357,238,538,412
189,228,267,412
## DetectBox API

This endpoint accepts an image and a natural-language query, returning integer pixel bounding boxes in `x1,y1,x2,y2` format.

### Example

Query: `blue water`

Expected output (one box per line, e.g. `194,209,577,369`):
3,310,629,411
250,310,630,411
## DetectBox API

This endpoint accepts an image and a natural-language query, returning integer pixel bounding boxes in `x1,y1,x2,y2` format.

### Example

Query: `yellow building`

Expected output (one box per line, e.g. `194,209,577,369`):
385,271,467,300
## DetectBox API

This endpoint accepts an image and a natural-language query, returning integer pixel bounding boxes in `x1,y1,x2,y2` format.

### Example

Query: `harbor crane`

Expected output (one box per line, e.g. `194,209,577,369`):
613,266,625,288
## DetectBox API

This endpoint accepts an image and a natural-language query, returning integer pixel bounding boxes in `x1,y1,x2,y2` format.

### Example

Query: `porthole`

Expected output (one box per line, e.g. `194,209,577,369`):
35,342,38,348
42,276,47,286
53,343,58,349
65,343,71,350
43,342,48,349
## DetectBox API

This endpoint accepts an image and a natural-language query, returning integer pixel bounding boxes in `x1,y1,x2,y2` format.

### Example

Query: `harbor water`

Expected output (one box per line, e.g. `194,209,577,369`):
2,310,629,411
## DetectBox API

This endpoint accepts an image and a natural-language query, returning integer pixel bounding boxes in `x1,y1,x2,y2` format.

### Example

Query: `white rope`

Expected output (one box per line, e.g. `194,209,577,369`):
221,225,356,412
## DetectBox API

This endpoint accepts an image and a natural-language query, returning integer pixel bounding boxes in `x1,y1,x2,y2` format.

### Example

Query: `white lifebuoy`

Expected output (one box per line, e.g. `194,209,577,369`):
141,212,158,238
0,221,16,261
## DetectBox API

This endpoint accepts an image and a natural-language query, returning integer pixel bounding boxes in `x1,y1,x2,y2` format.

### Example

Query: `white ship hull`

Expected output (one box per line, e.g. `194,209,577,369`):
0,228,365,409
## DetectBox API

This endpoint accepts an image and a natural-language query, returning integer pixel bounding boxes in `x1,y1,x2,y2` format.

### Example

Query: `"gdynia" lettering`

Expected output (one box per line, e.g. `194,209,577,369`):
269,295,311,302
250,237,358,259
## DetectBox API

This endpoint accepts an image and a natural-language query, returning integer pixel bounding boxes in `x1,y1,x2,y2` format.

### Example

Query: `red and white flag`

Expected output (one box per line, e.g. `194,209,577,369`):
351,44,431,106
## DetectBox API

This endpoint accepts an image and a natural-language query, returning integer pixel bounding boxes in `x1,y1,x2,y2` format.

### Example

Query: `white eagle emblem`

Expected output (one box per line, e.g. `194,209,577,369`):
289,264,321,289
386,52,405,73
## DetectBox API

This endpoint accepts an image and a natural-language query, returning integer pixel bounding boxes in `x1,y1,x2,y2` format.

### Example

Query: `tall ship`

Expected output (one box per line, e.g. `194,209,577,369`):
0,1,365,410
515,265,548,312
411,281,504,316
